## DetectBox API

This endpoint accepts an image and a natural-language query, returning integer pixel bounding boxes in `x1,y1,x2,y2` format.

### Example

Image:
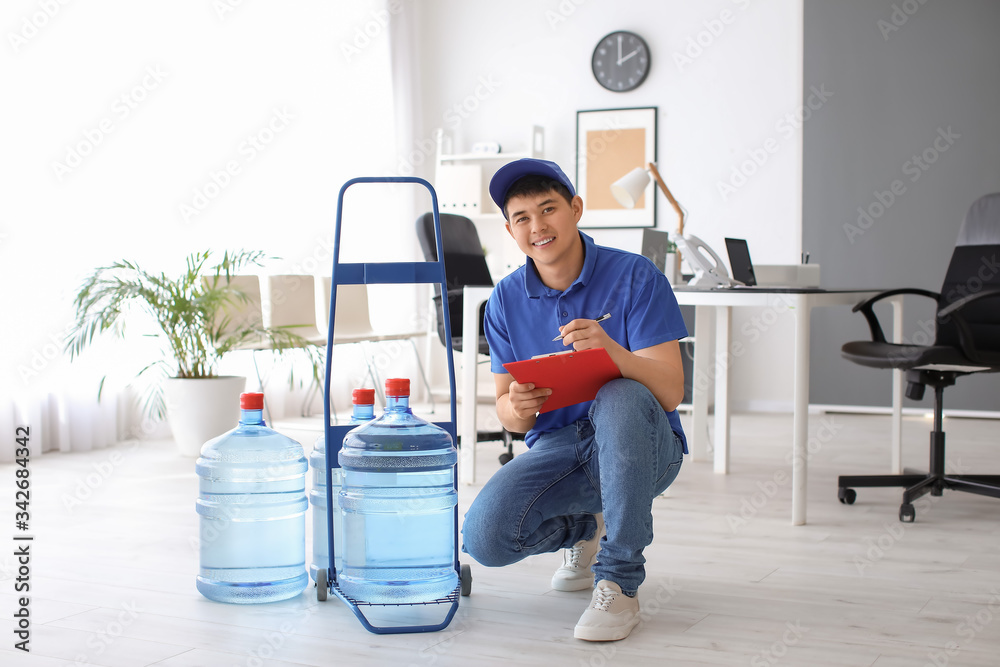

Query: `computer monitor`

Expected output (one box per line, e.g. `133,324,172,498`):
641,229,672,273
724,238,757,286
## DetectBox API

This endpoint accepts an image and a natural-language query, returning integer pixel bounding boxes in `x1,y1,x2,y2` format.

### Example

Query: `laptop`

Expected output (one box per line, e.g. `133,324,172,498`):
641,228,672,273
724,238,757,286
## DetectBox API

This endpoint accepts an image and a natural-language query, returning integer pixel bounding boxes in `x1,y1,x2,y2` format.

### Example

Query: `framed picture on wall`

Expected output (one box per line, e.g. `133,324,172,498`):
575,106,657,229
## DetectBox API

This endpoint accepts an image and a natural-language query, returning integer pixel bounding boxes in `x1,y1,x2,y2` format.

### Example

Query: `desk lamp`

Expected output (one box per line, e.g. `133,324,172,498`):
611,163,686,236
611,163,735,287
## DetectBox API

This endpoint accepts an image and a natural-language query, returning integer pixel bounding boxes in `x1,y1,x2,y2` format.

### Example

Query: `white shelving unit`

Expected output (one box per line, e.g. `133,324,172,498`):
426,126,545,408
433,125,545,279
434,125,545,220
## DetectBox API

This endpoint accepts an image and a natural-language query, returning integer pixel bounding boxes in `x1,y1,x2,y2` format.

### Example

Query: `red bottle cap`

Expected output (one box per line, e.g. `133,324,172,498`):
384,378,410,397
240,393,264,410
352,388,376,405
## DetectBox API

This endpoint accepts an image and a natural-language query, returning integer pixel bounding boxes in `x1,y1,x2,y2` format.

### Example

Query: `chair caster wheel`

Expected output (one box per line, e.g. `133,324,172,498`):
498,452,513,465
838,488,857,505
460,563,472,596
316,568,328,601
899,503,915,523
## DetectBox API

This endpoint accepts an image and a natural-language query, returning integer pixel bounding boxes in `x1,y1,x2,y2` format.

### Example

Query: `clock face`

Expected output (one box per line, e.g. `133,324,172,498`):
591,31,650,92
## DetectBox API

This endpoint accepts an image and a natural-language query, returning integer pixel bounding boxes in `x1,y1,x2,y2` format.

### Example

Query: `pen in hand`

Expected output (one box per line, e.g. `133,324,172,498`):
552,313,612,341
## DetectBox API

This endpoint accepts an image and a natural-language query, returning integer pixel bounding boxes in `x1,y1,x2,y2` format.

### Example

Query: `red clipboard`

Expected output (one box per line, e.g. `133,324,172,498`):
502,347,622,413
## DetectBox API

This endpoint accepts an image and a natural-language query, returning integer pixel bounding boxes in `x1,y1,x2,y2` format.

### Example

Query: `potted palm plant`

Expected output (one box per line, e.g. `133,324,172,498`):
66,249,319,456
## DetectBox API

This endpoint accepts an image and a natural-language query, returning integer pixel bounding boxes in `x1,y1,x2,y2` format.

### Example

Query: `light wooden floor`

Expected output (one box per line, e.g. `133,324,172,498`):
3,411,1000,666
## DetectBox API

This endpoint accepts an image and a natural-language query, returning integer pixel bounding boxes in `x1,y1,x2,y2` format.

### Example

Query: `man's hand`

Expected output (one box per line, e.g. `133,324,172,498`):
556,318,619,353
554,321,686,413
507,380,551,420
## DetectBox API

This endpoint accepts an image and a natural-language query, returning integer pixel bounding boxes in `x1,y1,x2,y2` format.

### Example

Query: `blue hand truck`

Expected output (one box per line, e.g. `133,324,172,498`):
314,176,472,634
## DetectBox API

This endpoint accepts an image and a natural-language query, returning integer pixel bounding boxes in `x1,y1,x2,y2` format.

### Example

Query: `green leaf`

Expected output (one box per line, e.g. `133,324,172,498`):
66,249,322,424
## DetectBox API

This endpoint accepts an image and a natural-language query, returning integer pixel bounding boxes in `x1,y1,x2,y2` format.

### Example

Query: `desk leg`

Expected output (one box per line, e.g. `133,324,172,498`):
460,298,479,486
714,306,731,475
891,297,904,474
690,305,715,463
791,295,809,526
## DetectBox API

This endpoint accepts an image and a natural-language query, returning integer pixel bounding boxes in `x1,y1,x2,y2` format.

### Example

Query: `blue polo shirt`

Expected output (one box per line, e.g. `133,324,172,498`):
484,232,688,453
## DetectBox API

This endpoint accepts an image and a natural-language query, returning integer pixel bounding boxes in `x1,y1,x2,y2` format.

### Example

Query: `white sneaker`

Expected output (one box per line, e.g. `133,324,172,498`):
551,513,604,592
573,580,640,642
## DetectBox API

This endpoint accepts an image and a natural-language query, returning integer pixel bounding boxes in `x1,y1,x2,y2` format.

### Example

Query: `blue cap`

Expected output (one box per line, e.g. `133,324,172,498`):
489,158,576,215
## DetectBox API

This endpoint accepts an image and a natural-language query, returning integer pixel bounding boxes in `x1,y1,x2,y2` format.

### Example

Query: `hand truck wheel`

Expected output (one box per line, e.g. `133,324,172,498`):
316,568,328,601
460,563,472,596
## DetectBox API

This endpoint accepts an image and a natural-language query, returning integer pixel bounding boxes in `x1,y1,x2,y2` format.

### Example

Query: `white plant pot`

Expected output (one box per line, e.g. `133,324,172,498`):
163,376,246,457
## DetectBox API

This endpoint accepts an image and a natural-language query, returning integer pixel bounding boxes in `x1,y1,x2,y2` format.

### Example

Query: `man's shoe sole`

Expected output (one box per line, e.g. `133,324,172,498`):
551,575,593,592
573,617,640,642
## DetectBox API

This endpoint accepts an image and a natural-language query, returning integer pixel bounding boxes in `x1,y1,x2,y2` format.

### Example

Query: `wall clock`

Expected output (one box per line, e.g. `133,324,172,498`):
591,31,650,92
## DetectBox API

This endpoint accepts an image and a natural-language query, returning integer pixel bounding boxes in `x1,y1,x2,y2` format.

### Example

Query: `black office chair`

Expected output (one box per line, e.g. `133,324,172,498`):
416,212,522,465
838,193,1000,522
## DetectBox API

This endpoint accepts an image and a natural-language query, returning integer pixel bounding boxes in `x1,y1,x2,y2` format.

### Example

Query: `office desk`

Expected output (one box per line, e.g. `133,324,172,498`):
460,286,496,486
459,285,904,526
673,287,904,525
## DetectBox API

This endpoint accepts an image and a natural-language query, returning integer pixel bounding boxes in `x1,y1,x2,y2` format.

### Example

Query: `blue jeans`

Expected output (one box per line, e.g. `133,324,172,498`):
461,378,684,596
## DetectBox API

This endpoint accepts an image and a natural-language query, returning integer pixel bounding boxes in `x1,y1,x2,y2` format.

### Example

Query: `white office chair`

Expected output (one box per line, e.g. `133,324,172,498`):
212,274,266,346
260,274,344,418
214,274,327,421
316,277,433,417
209,274,273,418
267,275,326,346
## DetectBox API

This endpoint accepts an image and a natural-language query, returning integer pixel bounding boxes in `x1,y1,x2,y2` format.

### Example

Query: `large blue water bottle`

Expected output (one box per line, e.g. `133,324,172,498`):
309,387,376,582
195,392,309,603
338,378,458,603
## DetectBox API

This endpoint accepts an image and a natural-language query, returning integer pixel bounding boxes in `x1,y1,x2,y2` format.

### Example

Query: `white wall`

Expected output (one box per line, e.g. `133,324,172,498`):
0,0,418,445
409,0,806,411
